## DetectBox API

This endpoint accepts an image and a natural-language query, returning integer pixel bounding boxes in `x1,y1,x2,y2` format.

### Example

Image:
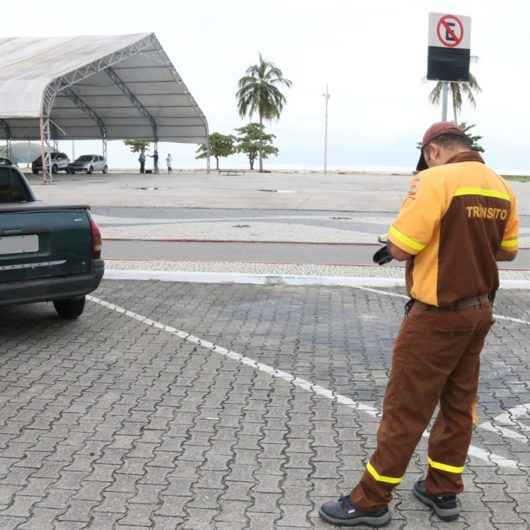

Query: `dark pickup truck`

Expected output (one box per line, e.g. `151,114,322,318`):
0,165,104,318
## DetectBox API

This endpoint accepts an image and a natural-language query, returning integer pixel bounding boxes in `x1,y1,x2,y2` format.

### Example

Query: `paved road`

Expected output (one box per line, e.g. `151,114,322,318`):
103,239,530,270
94,206,530,249
94,206,530,234
29,171,530,214
0,281,529,529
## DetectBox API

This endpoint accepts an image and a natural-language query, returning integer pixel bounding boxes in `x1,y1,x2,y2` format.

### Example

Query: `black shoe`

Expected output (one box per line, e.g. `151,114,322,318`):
319,495,391,527
413,479,461,521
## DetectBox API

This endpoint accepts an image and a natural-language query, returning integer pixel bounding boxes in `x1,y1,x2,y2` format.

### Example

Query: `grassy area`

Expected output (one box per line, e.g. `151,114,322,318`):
503,175,530,182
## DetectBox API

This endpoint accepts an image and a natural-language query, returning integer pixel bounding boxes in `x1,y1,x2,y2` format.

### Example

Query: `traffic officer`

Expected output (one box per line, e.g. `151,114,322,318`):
319,122,519,527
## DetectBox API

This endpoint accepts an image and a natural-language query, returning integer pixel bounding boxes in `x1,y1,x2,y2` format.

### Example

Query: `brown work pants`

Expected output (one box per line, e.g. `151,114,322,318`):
351,299,493,510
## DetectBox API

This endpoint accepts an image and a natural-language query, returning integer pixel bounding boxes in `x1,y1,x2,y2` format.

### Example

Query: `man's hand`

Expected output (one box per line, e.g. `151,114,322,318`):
389,242,413,262
373,245,393,265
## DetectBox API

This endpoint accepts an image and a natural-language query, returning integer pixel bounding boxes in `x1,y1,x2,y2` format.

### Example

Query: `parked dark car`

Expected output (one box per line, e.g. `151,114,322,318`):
32,152,70,174
67,154,108,174
0,164,104,318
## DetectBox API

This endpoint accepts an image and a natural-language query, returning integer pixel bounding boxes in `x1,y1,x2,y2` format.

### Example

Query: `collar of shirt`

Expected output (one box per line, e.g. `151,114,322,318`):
446,150,485,165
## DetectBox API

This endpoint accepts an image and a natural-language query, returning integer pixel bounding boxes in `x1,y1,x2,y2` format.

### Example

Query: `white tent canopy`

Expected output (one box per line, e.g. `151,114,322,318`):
0,33,209,144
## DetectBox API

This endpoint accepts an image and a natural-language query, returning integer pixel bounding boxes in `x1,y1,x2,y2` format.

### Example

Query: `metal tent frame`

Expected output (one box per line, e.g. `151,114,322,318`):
0,33,210,182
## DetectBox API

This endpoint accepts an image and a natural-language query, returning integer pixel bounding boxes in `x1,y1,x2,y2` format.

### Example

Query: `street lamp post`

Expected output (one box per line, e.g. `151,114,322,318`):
323,85,330,174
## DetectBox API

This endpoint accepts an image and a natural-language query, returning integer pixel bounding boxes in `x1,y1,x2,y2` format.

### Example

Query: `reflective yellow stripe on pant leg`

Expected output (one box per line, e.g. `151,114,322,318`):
366,462,402,485
428,457,464,474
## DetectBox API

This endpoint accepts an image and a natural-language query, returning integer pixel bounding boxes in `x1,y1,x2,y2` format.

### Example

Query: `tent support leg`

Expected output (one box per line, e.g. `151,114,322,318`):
102,138,108,162
40,115,52,184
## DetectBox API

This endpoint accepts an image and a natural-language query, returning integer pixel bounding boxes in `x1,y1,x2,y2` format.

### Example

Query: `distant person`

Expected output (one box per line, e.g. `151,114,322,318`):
166,153,172,173
151,149,159,174
138,151,145,174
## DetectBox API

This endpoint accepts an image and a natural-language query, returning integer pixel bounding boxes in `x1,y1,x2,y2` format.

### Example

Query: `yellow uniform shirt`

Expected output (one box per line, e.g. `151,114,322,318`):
388,151,519,307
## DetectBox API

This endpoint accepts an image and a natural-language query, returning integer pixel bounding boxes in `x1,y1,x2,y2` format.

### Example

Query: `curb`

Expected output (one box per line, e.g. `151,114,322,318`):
104,269,530,289
102,238,381,246
101,239,530,251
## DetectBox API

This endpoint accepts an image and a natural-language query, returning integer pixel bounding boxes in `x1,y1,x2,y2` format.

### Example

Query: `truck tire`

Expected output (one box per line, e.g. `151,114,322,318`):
53,297,86,319
102,165,108,174
51,164,58,174
87,166,93,174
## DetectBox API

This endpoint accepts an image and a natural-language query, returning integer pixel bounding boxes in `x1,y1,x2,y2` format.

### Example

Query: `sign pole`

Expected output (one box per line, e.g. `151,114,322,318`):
441,81,449,121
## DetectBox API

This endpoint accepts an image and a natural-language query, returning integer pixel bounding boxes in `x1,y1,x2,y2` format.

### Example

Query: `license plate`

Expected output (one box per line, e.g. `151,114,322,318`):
0,235,39,255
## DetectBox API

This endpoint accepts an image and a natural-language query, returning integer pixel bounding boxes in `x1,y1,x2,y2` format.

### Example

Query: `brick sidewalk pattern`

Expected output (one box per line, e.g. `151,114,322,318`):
0,281,529,529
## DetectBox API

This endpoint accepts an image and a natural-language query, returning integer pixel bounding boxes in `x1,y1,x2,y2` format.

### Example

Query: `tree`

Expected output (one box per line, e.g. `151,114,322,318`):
124,139,151,154
460,122,484,153
235,123,278,170
429,73,481,123
415,122,484,153
236,54,291,172
196,132,235,170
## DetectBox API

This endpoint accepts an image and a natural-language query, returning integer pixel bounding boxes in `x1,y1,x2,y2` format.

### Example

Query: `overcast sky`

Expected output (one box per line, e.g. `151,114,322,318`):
4,0,529,172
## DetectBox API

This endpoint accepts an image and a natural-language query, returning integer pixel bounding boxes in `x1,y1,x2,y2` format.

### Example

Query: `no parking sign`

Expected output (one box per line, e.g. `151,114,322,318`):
430,13,470,49
427,12,471,81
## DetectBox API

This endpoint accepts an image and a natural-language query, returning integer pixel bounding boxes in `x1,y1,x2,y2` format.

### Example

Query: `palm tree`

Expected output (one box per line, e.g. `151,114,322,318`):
429,73,481,123
236,54,292,171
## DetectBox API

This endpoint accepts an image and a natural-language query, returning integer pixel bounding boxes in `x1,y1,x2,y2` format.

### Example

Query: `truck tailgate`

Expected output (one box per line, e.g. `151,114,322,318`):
0,209,92,282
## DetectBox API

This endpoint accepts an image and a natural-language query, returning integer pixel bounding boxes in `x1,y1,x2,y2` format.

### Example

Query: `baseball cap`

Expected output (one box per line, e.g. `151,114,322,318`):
416,122,467,171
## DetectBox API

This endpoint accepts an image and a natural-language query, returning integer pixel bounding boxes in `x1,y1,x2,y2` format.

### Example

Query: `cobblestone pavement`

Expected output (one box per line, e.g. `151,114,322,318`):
1,281,529,529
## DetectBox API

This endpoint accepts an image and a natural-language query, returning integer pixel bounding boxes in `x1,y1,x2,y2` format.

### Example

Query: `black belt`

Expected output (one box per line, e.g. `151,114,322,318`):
413,294,490,312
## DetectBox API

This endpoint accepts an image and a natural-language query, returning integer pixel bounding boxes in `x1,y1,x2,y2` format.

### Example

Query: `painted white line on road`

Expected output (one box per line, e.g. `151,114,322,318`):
494,314,530,325
353,286,530,326
87,294,519,469
353,286,407,299
87,294,380,417
479,423,528,443
479,404,530,443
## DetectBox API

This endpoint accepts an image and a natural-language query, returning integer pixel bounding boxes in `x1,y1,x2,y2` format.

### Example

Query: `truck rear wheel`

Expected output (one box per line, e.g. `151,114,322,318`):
53,297,86,319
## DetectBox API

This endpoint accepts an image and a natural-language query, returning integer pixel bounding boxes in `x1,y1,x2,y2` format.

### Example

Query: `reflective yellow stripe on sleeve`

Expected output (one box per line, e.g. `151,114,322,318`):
501,238,518,250
454,187,510,201
366,462,402,485
389,226,426,252
428,457,464,474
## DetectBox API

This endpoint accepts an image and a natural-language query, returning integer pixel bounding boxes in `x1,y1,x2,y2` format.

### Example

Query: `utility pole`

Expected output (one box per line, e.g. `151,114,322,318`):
323,85,330,174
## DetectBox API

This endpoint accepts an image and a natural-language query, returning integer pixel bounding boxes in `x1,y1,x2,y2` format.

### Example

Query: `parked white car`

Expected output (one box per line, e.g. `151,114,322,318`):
32,152,70,174
67,155,108,174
